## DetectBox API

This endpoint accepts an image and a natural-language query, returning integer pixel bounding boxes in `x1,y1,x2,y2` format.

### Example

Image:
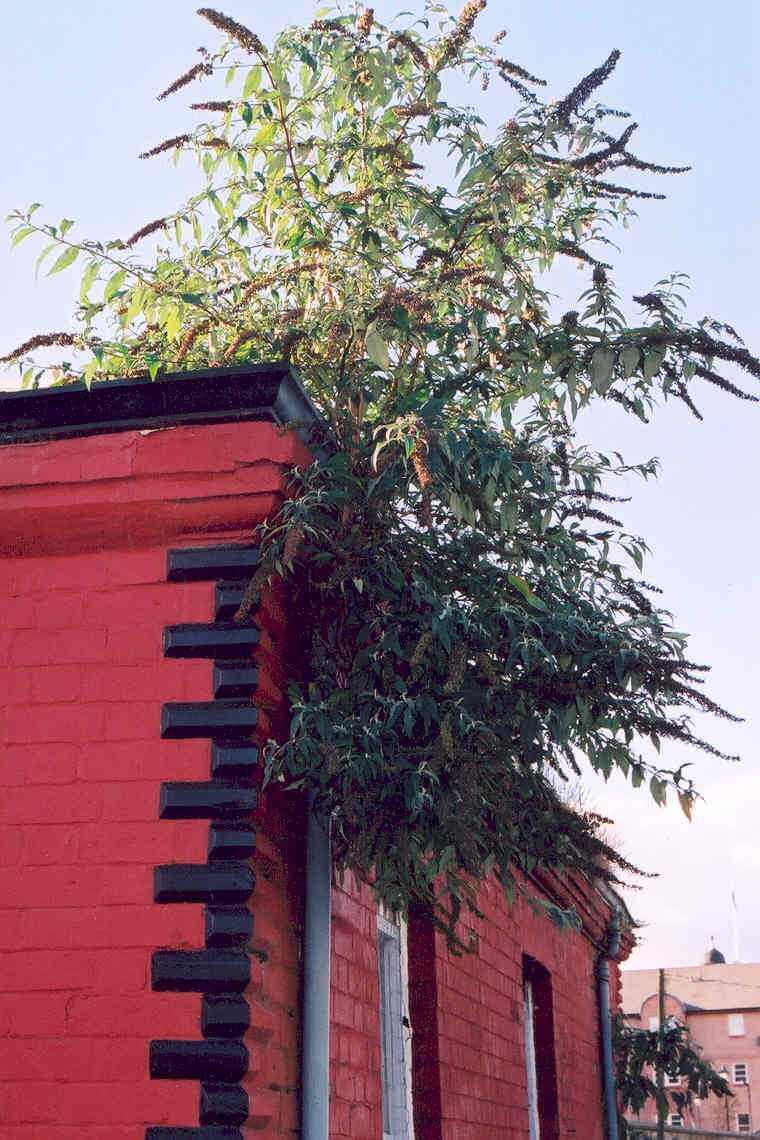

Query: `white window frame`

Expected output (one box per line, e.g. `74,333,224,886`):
664,1073,681,1088
736,1111,751,1133
377,908,415,1140
728,1013,745,1037
733,1061,749,1085
669,1113,684,1127
648,1016,660,1032
523,972,541,1140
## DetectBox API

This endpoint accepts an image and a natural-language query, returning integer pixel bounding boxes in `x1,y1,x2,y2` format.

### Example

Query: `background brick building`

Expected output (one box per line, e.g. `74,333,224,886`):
623,955,760,1134
0,368,631,1139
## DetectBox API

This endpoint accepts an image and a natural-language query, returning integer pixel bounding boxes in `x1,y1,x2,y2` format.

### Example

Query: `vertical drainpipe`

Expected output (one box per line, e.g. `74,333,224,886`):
302,794,332,1140
599,906,622,1140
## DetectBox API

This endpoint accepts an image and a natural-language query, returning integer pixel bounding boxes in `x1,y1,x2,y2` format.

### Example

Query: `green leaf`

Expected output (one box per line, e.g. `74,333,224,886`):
242,66,262,99
82,358,99,388
643,346,666,380
457,156,492,193
47,246,79,275
254,121,277,147
591,346,615,393
507,574,547,610
365,327,390,369
79,259,101,302
649,776,667,806
207,189,226,218
678,791,693,820
11,226,35,248
620,345,639,377
103,268,127,302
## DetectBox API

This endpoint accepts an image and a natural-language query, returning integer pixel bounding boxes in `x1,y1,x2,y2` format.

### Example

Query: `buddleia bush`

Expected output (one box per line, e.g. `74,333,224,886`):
5,4,757,939
615,1014,731,1133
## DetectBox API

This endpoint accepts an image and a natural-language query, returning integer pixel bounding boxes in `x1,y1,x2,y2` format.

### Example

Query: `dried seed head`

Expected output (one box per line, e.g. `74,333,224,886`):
310,18,346,33
223,329,256,360
139,134,192,159
157,60,213,101
494,56,545,86
1,332,75,363
191,100,234,112
416,246,445,268
554,49,621,126
282,526,305,566
410,631,434,677
176,320,210,364
277,307,305,324
197,8,266,55
439,715,456,759
438,0,487,64
123,217,170,248
392,100,433,119
357,7,374,37
388,31,429,70
457,0,487,32
444,644,468,693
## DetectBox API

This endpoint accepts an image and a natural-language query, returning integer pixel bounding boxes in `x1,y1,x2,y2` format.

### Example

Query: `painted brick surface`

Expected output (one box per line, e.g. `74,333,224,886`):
425,876,611,1140
0,413,626,1139
0,421,310,1138
329,873,383,1139
334,867,623,1140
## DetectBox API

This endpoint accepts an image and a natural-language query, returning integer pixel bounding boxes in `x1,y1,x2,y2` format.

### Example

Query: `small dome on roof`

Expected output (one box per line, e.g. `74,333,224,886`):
705,946,726,965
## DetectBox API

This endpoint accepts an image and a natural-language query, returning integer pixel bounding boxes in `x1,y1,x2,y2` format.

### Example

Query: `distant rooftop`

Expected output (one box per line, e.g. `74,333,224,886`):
622,962,760,1015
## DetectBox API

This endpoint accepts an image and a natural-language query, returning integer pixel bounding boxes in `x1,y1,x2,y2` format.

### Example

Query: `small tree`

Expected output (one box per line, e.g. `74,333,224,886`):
4,4,757,938
615,1014,732,1136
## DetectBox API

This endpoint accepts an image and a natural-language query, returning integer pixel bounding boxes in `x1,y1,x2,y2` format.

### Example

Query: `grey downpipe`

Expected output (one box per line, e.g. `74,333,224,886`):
599,907,622,1140
301,794,332,1140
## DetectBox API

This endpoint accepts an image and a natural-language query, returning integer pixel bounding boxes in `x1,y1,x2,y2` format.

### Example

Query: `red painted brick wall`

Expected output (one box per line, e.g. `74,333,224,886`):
328,870,614,1140
0,415,627,1139
423,875,611,1140
0,421,310,1138
329,868,623,1140
329,873,383,1139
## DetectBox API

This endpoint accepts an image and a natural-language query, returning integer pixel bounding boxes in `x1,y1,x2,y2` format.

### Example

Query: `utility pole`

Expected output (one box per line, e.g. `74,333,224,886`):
657,968,666,1140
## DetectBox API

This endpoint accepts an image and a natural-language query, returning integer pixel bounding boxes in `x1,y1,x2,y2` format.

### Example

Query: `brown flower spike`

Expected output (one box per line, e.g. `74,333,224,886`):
1,332,75,363
139,135,191,160
196,8,266,55
123,217,169,248
157,60,213,101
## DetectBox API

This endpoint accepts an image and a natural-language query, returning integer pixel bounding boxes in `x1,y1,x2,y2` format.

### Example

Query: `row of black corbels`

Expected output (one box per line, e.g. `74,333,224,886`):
146,546,262,1140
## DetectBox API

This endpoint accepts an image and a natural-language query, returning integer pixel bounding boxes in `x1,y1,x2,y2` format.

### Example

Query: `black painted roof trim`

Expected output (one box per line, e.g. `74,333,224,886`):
0,363,325,447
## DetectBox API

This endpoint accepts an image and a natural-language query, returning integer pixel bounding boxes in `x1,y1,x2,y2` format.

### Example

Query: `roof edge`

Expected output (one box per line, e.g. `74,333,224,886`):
0,364,326,449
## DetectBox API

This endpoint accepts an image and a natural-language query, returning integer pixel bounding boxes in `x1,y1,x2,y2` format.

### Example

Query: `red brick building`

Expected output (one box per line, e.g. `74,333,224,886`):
623,955,760,1135
0,368,630,1139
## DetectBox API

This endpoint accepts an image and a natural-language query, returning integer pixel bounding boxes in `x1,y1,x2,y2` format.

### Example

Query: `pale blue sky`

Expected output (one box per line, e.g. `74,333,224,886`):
1,2,757,969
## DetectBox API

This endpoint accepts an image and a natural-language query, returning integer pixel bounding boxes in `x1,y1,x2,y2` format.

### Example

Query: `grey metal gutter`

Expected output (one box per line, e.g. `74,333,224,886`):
301,797,332,1140
599,906,622,1140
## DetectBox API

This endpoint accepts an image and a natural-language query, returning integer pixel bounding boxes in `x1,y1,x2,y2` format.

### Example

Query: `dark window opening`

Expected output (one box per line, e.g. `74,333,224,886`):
523,955,560,1140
